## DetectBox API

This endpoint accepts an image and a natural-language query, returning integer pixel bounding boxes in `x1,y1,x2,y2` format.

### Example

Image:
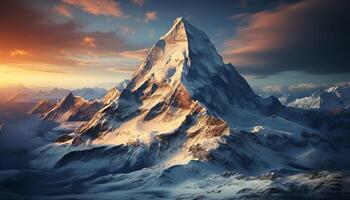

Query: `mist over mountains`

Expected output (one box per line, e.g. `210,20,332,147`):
0,85,108,103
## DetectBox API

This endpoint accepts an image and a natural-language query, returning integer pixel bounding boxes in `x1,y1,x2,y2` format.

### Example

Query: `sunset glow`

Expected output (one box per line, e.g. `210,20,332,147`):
0,0,348,89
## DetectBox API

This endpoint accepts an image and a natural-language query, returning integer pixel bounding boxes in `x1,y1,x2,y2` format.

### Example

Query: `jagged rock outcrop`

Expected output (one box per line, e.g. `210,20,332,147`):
41,92,103,122
30,99,55,115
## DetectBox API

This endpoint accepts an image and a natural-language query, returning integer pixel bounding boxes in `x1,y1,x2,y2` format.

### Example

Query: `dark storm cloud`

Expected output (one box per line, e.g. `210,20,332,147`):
0,0,135,67
224,0,350,75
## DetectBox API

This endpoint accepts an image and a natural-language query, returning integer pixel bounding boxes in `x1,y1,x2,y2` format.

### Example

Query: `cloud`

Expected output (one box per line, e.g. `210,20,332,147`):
24,68,67,74
287,83,327,92
132,0,145,6
0,1,135,70
145,11,157,22
54,4,72,17
63,0,123,17
260,85,285,94
243,75,268,80
224,0,350,76
107,66,137,74
10,49,31,56
81,36,96,47
119,26,136,36
117,48,149,61
0,115,44,152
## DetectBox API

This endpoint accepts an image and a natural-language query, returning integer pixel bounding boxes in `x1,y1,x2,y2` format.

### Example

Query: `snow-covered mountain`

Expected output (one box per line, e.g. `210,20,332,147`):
32,17,347,171
68,17,262,161
15,17,350,199
287,84,350,110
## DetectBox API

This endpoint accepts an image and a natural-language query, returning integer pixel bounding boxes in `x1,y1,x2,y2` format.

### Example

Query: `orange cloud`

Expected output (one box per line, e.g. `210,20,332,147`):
145,11,157,22
24,67,67,74
132,0,145,6
107,66,137,74
10,49,30,56
117,48,148,61
0,1,134,70
63,0,123,17
81,36,96,47
54,4,72,17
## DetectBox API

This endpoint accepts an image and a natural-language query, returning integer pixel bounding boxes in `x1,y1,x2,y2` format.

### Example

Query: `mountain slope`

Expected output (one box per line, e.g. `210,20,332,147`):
102,87,120,105
30,99,55,115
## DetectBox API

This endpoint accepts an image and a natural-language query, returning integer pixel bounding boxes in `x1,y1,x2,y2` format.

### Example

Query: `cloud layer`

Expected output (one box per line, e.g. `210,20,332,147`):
145,11,157,22
0,1,135,70
63,0,123,17
224,0,349,75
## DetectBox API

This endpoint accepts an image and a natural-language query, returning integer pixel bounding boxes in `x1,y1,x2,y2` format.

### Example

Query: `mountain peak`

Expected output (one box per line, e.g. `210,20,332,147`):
172,16,186,26
127,17,258,116
159,17,189,44
160,17,208,46
58,92,75,108
66,92,75,100
132,17,225,89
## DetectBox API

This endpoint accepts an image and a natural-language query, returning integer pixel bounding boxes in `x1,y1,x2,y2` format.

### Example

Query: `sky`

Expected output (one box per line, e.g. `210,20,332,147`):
0,0,349,90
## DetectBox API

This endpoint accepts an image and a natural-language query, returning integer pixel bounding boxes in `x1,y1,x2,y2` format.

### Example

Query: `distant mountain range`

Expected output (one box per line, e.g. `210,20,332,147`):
30,85,126,123
286,84,350,110
0,85,108,103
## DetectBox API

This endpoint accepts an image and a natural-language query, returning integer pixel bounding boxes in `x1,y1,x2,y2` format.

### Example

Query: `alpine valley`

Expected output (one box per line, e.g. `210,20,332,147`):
1,18,349,200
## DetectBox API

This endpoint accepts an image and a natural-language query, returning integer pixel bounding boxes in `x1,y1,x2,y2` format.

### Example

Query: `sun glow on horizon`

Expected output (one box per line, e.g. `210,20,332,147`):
0,64,132,89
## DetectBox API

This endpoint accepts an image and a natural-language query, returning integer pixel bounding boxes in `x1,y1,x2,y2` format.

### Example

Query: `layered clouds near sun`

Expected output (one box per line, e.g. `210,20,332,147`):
0,0,150,88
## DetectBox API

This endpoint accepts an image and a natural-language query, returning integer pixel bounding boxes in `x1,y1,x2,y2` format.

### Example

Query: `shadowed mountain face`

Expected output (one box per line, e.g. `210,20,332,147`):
1,18,349,200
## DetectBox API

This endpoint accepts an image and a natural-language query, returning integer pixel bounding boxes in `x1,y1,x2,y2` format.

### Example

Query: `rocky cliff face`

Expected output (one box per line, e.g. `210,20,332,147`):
32,92,103,123
30,99,55,115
